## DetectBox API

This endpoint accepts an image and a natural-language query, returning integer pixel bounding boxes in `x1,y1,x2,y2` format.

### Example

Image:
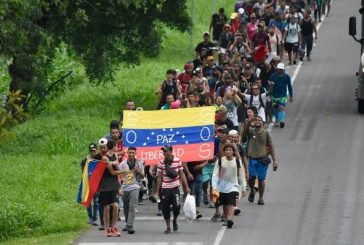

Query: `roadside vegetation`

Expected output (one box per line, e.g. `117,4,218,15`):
0,0,235,243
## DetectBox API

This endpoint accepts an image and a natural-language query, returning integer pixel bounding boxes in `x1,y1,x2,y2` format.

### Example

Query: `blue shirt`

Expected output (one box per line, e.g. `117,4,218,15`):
269,72,293,98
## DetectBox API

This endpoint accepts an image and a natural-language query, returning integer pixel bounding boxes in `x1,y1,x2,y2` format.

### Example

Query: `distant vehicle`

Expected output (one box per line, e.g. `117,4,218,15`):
349,0,364,113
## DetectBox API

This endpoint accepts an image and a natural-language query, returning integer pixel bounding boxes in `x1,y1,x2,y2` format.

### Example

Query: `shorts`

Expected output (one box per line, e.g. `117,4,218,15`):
272,97,287,108
160,187,181,220
249,158,269,181
202,161,215,183
284,42,299,53
98,190,119,206
219,192,239,206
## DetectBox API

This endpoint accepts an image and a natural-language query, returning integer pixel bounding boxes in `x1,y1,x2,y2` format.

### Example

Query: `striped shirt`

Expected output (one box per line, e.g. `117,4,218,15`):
157,157,183,189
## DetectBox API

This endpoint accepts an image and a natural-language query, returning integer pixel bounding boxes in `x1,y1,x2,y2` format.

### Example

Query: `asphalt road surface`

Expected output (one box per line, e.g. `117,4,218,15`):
75,0,364,244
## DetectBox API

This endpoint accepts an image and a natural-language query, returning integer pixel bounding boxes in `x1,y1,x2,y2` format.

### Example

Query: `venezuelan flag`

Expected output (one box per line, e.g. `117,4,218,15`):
122,107,215,165
77,159,107,207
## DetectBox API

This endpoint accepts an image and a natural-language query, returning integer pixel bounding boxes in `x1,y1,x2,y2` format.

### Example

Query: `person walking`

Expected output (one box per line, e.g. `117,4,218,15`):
269,63,293,128
119,147,145,234
80,143,99,226
212,143,245,228
245,116,278,205
300,10,318,61
98,139,123,237
156,145,190,234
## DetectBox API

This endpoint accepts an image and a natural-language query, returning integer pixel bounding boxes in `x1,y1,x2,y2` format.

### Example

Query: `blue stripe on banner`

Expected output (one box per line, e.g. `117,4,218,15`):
123,125,214,147
87,160,98,178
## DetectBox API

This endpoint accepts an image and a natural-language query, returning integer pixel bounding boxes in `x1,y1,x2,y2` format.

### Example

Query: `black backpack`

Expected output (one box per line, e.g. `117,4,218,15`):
249,93,266,109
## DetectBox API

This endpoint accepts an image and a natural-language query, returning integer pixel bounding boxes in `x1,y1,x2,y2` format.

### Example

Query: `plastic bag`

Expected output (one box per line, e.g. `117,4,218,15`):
183,194,196,223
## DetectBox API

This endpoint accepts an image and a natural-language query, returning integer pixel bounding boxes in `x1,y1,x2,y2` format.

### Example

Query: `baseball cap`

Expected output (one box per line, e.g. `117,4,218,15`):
203,31,210,37
228,130,238,136
207,56,214,61
161,144,173,152
98,137,108,146
230,12,238,19
238,8,245,14
277,63,285,70
89,143,97,151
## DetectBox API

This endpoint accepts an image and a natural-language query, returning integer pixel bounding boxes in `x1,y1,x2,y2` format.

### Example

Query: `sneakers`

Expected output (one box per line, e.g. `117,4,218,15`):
156,209,162,216
211,213,221,222
221,215,226,222
105,228,112,237
111,227,121,237
128,227,135,234
234,207,241,216
227,220,234,229
258,199,265,205
203,193,209,205
138,199,144,205
172,219,178,231
87,218,98,226
208,202,215,208
248,189,256,203
98,225,105,230
164,227,171,234
196,211,203,219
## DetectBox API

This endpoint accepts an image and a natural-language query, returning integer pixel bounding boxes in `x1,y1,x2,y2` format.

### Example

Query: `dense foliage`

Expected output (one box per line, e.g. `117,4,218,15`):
0,0,192,111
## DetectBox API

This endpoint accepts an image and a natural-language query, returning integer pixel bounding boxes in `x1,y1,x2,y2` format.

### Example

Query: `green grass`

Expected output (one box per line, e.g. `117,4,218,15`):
0,0,236,244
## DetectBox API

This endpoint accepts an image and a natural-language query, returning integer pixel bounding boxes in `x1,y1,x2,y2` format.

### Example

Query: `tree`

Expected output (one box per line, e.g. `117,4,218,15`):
0,0,192,112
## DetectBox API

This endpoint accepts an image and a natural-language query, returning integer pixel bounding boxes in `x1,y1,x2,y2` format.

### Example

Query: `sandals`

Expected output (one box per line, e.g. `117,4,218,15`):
248,189,256,203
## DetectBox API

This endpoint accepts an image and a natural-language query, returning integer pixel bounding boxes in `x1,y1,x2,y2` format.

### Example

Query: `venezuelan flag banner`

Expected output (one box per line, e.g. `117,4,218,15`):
122,107,215,165
77,159,107,207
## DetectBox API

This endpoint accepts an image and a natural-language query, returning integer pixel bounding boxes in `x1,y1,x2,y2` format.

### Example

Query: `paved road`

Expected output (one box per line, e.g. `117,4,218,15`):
75,0,364,244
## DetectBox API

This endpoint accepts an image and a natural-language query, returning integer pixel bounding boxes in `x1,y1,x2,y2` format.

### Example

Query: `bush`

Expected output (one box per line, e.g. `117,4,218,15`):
0,200,44,241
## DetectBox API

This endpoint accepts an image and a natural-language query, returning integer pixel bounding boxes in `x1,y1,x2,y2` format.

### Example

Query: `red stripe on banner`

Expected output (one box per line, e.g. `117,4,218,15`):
124,142,214,165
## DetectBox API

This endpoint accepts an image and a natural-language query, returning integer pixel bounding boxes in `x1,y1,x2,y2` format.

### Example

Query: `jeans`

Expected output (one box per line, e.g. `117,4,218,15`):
188,174,203,207
301,35,313,58
87,193,99,221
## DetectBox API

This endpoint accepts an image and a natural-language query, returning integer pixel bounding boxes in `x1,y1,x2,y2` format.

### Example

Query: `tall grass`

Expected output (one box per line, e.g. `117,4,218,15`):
0,0,236,243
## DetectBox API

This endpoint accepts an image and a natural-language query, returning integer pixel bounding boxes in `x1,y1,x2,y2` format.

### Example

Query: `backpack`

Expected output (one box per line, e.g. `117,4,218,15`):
285,23,299,40
218,157,241,178
249,93,266,109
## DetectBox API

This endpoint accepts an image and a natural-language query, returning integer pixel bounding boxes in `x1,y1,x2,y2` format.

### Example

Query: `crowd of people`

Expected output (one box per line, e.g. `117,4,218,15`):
80,0,330,238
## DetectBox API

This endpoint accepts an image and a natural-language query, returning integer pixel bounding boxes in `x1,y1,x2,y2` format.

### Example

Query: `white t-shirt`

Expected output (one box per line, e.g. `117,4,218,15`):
285,22,301,43
269,34,278,55
244,93,268,122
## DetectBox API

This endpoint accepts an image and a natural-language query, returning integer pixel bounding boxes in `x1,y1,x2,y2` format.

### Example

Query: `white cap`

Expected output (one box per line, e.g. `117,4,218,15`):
98,137,108,146
277,63,285,70
238,8,245,14
228,129,238,136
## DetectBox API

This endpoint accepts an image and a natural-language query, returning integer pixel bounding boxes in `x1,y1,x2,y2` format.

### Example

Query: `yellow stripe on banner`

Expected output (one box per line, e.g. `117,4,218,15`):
81,160,90,202
122,106,216,129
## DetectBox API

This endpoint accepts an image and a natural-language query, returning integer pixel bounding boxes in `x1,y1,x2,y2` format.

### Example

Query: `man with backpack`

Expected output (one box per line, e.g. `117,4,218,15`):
269,63,293,128
156,145,190,234
212,143,245,228
283,13,302,65
241,83,269,122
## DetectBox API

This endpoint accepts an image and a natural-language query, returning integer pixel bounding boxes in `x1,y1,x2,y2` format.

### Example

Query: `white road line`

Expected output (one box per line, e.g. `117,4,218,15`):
212,226,227,245
79,243,203,245
134,216,211,221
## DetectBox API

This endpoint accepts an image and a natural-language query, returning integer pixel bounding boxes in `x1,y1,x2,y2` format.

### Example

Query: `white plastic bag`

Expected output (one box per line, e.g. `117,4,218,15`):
183,194,196,223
